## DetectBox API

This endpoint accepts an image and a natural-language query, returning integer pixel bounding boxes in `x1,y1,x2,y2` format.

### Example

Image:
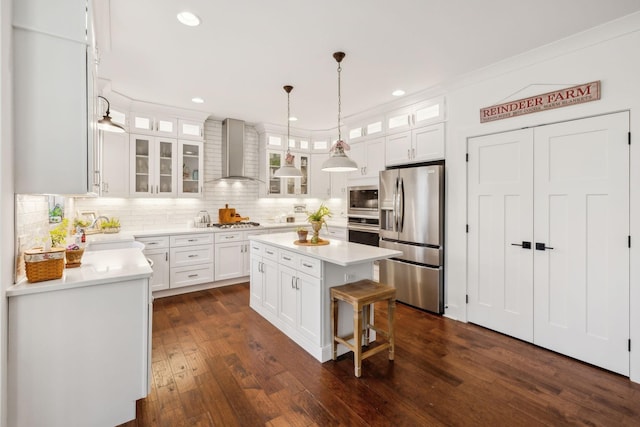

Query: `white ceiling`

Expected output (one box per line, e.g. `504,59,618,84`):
97,0,640,130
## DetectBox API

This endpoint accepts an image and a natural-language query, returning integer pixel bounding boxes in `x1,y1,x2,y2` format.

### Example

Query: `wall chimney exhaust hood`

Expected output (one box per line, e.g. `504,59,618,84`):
215,118,260,181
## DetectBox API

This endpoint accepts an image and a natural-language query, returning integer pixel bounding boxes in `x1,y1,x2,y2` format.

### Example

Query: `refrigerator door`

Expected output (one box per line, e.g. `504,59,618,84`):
379,169,398,240
379,258,444,313
397,165,443,246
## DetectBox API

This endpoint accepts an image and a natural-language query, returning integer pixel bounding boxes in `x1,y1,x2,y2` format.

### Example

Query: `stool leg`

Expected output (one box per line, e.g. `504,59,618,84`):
363,304,370,346
388,298,396,361
353,304,363,377
331,296,338,361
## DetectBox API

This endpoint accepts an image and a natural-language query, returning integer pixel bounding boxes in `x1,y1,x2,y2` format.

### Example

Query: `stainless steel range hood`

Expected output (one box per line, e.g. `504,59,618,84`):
218,118,259,181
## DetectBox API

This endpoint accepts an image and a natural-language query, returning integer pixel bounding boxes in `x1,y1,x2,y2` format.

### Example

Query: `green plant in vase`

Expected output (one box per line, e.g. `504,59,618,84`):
306,203,331,243
49,218,69,247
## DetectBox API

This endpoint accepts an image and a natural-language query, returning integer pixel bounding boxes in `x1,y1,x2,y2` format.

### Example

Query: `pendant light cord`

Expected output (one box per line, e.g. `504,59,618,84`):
287,89,291,151
337,62,342,142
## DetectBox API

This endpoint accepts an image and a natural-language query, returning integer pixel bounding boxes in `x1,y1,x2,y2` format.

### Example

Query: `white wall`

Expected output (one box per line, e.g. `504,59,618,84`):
441,13,640,381
0,0,12,423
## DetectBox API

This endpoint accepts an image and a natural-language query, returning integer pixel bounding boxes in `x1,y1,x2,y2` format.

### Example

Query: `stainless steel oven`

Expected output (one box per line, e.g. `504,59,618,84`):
347,185,378,217
347,216,379,247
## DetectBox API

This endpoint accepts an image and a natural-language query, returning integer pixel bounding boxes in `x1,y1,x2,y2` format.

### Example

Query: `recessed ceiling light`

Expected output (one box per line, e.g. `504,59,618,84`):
177,11,200,27
288,116,298,122
392,89,405,97
191,97,204,104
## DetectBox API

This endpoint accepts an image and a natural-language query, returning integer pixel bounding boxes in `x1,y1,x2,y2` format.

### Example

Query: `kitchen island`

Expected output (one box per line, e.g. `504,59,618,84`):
248,232,402,362
7,248,152,427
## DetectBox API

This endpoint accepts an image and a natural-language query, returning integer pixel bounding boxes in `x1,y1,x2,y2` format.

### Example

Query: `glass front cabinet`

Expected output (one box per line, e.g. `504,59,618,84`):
178,140,204,197
130,135,177,197
266,149,309,196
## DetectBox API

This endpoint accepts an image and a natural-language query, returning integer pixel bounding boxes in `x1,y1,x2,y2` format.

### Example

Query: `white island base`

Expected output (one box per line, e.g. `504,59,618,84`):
249,233,402,362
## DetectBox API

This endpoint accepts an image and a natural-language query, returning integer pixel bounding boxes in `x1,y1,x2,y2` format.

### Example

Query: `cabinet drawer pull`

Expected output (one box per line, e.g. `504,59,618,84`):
187,239,197,242
147,242,158,245
302,262,313,268
283,256,292,261
266,250,274,255
188,254,198,258
225,236,234,239
188,274,198,278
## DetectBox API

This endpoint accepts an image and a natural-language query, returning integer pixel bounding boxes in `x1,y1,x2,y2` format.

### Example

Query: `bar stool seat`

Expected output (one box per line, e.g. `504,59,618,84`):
330,279,396,377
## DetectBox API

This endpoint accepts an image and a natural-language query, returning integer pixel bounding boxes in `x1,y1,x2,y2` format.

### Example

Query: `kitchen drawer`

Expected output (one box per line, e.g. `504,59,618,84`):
250,241,263,256
279,250,298,269
298,255,321,278
170,264,214,288
215,231,243,243
136,236,169,249
262,245,278,261
170,244,213,268
244,229,269,239
170,233,213,247
324,227,347,241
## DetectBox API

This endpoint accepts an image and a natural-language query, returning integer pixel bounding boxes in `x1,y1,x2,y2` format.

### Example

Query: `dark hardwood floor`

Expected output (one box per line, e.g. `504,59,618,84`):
120,283,640,426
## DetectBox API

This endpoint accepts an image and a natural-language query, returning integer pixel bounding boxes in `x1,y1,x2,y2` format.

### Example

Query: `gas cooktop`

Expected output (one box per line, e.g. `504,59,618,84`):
209,221,261,229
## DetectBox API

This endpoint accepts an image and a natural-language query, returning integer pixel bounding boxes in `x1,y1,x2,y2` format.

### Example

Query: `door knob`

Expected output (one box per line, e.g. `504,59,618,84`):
510,241,531,249
535,242,554,251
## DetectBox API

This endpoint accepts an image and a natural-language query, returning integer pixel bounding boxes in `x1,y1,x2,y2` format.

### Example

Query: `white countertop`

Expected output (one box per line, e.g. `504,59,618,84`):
8,248,152,297
249,232,402,267
122,220,347,238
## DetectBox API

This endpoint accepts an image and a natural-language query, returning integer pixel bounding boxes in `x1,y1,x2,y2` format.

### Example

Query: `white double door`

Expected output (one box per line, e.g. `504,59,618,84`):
467,112,630,375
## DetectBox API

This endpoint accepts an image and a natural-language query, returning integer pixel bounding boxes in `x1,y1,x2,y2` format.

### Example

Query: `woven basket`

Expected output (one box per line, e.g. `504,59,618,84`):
65,248,85,268
24,248,65,283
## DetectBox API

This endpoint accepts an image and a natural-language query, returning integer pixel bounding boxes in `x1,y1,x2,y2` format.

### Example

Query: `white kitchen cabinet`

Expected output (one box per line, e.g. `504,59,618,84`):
13,0,95,194
266,149,310,196
131,112,178,137
250,242,279,315
321,226,347,241
277,250,322,345
310,153,332,198
347,116,384,142
215,230,269,281
178,140,204,197
309,151,347,199
169,233,214,288
101,131,130,197
214,231,245,281
178,119,204,140
385,122,445,166
130,134,177,197
386,97,445,133
348,138,385,183
137,236,170,292
8,277,151,427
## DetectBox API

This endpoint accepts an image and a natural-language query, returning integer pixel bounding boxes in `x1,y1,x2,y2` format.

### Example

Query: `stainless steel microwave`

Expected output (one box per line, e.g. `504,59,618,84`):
347,185,378,217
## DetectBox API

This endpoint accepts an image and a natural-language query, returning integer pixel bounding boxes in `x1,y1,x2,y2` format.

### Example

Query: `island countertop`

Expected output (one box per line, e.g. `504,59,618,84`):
249,232,402,267
7,248,152,297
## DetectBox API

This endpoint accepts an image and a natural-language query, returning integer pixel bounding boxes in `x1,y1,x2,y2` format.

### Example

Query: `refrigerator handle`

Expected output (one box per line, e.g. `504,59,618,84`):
394,176,399,231
399,177,405,232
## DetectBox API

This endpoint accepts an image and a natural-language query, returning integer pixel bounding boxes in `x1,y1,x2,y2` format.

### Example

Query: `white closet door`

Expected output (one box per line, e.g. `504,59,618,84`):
533,112,629,375
468,129,534,342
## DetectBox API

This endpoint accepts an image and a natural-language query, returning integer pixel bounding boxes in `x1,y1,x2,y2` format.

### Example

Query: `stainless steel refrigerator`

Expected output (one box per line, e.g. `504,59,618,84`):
379,164,444,313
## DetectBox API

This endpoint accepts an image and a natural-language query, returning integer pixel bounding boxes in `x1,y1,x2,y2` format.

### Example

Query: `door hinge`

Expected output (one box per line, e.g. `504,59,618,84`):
465,153,469,162
628,132,631,145
466,224,469,233
465,294,469,304
629,339,631,352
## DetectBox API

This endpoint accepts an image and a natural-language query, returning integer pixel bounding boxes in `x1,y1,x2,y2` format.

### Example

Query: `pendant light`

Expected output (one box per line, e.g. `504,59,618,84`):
273,85,303,178
322,51,358,172
97,95,126,133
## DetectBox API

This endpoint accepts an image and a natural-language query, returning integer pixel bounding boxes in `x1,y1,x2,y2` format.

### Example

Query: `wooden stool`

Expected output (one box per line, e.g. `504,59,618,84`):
330,279,396,377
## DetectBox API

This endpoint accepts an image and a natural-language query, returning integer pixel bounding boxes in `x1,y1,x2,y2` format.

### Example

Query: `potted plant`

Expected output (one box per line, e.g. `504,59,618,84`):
296,227,309,242
99,217,121,234
306,203,332,244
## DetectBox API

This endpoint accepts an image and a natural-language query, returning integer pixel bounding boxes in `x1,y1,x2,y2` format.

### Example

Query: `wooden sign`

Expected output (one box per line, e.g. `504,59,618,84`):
480,81,601,123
